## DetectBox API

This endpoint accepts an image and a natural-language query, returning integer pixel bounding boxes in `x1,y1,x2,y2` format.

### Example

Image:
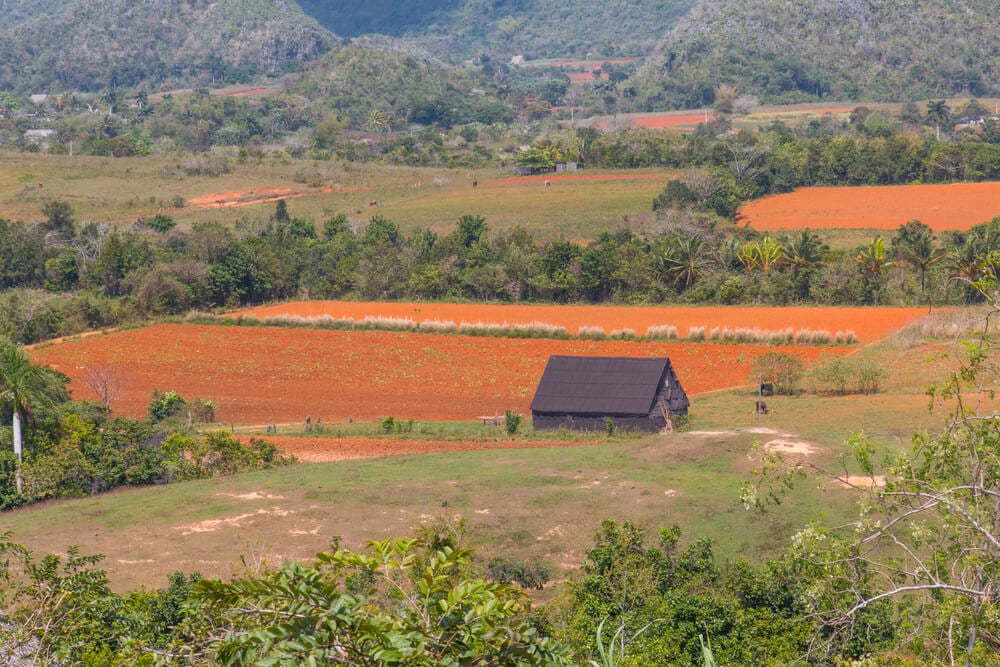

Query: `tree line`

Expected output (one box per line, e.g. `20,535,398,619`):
3,196,1000,345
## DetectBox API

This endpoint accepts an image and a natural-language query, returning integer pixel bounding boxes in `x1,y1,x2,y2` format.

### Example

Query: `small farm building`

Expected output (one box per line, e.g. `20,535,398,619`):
530,356,689,432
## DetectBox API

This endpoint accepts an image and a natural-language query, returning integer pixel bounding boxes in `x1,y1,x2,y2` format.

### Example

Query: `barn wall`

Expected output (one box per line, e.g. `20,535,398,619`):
532,413,666,432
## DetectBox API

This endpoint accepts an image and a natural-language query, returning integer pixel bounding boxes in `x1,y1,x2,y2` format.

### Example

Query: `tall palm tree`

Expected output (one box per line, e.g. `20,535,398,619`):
0,342,55,494
926,100,951,141
900,228,946,299
856,237,894,305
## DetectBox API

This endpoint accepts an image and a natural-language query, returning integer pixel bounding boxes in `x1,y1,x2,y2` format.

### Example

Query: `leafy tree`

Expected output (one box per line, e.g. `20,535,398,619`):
186,536,570,665
752,351,804,395
751,282,1000,664
148,389,187,423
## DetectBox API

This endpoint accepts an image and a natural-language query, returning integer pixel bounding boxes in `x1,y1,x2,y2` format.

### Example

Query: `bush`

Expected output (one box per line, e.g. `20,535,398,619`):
379,415,395,434
813,358,852,394
149,390,187,423
485,556,551,590
753,352,804,395
147,214,175,233
856,359,887,394
504,410,521,436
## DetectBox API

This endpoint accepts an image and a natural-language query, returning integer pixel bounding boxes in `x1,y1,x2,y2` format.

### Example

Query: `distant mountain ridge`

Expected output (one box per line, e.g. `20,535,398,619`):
0,0,996,104
634,0,1000,106
0,0,333,93
296,0,695,61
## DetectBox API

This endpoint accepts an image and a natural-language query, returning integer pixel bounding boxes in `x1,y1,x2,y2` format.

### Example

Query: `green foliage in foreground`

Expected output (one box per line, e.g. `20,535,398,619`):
186,537,570,665
1,340,294,509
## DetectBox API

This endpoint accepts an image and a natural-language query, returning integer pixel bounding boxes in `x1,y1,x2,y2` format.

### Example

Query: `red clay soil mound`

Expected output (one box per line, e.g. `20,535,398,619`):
634,114,716,129
31,324,852,425
234,302,927,344
740,182,1000,232
251,435,604,462
186,186,336,211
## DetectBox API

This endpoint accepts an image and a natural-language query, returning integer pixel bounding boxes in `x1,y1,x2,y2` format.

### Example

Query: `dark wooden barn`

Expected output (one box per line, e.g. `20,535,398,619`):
530,356,689,432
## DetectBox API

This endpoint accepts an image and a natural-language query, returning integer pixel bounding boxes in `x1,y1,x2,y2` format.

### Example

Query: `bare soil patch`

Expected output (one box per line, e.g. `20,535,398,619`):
740,182,1000,232
186,186,339,211
30,324,848,424
634,113,717,129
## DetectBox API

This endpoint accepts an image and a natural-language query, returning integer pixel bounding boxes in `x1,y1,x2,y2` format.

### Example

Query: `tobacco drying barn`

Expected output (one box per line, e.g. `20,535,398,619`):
530,356,689,432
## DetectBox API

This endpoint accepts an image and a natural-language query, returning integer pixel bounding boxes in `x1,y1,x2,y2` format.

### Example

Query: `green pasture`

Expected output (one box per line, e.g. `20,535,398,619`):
1,425,857,596
0,152,668,241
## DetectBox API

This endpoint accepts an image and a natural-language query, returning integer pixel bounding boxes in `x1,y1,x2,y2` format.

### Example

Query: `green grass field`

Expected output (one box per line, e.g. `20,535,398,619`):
2,426,858,595
0,152,669,241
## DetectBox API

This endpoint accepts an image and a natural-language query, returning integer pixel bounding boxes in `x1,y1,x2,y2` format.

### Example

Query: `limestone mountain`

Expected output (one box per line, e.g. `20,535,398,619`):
0,0,334,93
632,0,999,107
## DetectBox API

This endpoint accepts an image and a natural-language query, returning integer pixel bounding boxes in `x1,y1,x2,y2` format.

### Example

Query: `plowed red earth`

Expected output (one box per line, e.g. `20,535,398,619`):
235,302,927,343
31,324,858,424
740,182,1000,231
634,114,716,129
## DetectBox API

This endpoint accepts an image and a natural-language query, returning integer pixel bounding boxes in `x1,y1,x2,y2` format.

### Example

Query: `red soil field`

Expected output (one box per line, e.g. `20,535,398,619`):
235,302,927,344
634,113,716,129
740,182,1000,232
568,72,608,84
30,324,855,424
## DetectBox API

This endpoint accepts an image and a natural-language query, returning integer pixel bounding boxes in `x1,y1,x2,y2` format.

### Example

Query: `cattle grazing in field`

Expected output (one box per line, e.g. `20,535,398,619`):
759,383,774,396
369,200,378,207
755,400,769,415
544,180,551,187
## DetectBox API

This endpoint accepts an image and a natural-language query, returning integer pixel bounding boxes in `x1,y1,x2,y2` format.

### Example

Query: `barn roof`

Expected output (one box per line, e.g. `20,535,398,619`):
530,356,676,416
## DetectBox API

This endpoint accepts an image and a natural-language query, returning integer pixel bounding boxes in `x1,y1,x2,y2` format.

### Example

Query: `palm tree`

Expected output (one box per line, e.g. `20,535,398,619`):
0,342,56,494
661,235,707,290
754,236,783,275
783,229,828,274
856,237,894,305
900,228,946,299
926,100,951,141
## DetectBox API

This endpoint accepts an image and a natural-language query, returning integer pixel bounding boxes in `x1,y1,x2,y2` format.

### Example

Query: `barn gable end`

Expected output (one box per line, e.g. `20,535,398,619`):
530,356,689,432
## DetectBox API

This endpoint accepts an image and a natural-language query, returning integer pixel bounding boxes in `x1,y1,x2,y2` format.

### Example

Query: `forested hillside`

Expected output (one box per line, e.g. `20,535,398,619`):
1,0,997,105
297,0,695,61
633,0,1000,107
0,0,333,93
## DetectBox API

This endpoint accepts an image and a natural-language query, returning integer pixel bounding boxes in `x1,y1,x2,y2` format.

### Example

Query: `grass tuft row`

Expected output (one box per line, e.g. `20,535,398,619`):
184,312,857,346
